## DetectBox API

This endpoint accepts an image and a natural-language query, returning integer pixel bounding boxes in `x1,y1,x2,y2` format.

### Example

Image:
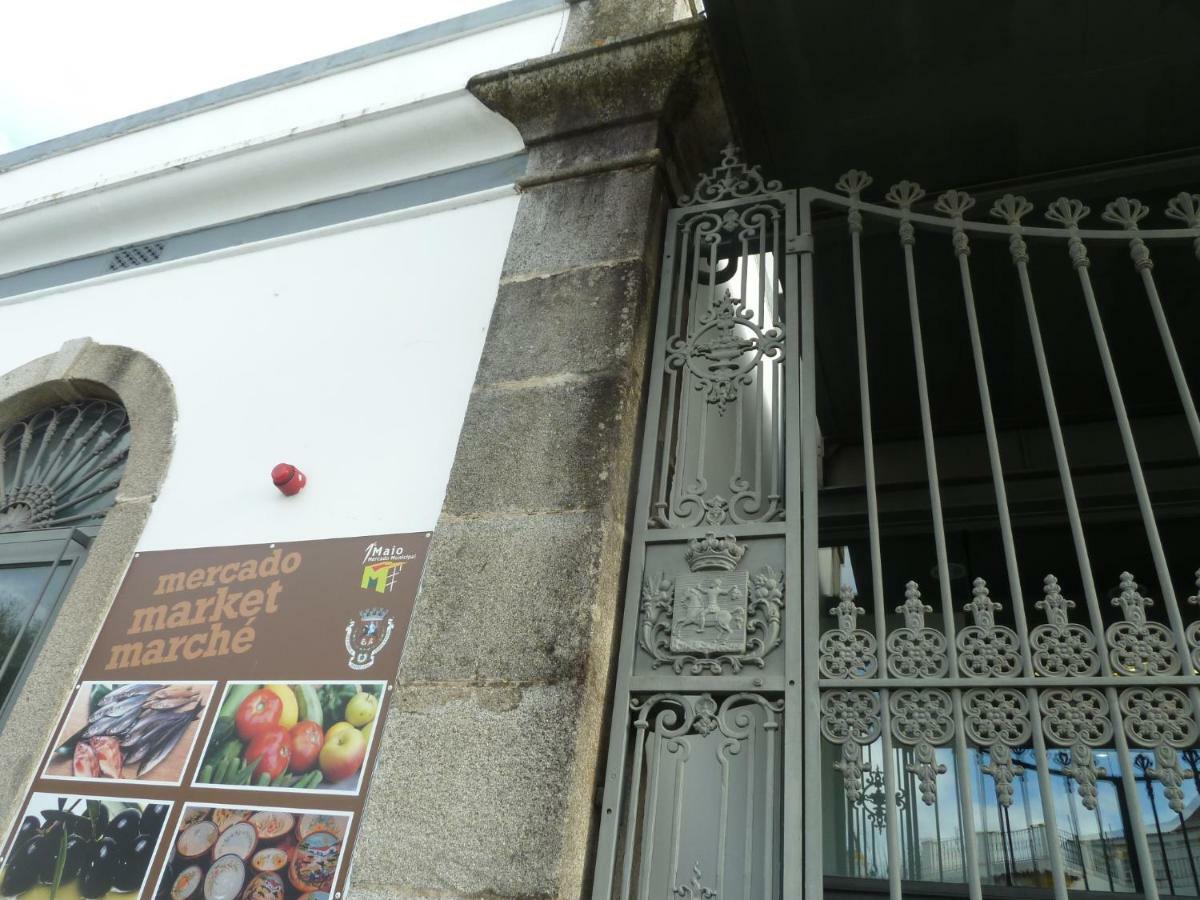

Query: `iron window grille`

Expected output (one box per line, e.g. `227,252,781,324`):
0,400,129,725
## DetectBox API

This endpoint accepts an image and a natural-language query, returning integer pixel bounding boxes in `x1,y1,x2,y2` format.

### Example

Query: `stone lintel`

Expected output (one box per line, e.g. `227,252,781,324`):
468,18,730,190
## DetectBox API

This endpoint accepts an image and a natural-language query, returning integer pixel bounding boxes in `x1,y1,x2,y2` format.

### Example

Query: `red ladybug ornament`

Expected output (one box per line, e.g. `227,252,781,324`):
271,463,307,496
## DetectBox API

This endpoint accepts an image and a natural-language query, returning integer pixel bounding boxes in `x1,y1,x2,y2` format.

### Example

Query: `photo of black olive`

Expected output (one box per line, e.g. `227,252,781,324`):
103,809,141,848
114,833,155,892
15,816,39,846
139,803,168,836
1,834,47,896
59,834,92,885
79,836,119,899
38,827,67,884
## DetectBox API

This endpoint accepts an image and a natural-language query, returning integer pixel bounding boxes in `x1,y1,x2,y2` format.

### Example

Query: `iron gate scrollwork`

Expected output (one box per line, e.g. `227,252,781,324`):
593,147,1200,900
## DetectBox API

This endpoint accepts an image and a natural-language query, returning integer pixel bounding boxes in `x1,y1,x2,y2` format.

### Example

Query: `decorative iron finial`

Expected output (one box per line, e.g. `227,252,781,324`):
935,189,975,256
1046,197,1091,229
1037,574,1075,626
1102,197,1151,229
990,194,1035,227
887,181,925,245
1167,193,1200,226
886,180,926,210
1189,569,1200,606
1166,193,1200,260
964,578,1001,628
1102,197,1154,270
990,194,1035,263
831,584,864,633
682,144,781,206
897,581,932,629
836,169,874,198
1046,198,1091,269
934,189,976,219
1113,572,1152,627
837,170,874,235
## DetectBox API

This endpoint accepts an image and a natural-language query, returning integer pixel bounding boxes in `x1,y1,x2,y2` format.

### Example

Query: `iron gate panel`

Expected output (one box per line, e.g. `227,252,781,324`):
591,149,1200,900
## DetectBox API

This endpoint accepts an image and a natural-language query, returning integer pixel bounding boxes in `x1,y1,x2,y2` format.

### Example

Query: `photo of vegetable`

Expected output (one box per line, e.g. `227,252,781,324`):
152,805,349,900
45,683,215,785
193,683,382,792
0,793,170,900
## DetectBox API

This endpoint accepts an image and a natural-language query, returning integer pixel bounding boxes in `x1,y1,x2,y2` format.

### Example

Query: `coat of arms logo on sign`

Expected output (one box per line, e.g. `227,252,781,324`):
346,607,395,670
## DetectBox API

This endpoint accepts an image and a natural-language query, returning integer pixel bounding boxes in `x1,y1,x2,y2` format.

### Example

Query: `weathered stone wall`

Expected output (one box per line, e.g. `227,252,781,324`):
349,11,730,900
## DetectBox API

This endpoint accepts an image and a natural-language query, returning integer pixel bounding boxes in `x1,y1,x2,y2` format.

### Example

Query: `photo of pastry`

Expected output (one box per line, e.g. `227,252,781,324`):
44,682,214,785
153,805,350,900
193,682,381,793
0,793,170,900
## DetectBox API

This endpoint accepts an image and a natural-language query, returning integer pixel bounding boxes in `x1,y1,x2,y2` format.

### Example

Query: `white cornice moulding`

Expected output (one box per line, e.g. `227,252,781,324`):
0,91,523,277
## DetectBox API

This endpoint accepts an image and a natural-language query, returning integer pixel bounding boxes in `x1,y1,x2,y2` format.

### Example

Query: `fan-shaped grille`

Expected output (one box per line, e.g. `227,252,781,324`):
0,400,130,533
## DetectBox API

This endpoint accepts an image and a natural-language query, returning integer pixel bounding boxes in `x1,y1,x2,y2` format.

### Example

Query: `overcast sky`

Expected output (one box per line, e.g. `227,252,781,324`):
0,1,501,154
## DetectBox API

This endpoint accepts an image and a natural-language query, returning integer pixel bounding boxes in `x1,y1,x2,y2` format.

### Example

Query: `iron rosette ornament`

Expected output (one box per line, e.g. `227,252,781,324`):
1030,575,1101,677
889,689,953,805
964,688,1031,808
1119,687,1199,814
885,581,948,678
1105,572,1180,676
821,689,882,805
819,586,878,678
1039,688,1113,811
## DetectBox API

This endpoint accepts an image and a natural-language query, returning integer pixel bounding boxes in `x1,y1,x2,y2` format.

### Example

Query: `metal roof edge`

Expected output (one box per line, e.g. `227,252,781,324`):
0,0,566,175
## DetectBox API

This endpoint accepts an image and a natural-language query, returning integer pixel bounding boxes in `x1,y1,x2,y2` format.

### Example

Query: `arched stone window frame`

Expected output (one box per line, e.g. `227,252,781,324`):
0,337,175,832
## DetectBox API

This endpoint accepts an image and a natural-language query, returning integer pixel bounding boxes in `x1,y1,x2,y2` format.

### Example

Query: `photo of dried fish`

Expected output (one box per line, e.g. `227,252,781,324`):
44,682,214,785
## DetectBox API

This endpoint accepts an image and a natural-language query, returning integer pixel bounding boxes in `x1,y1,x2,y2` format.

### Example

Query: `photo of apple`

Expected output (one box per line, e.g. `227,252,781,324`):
192,682,383,793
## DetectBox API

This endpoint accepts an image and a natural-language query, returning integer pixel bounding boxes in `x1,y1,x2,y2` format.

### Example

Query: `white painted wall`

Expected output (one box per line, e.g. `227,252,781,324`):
0,5,552,551
0,5,565,275
0,190,518,549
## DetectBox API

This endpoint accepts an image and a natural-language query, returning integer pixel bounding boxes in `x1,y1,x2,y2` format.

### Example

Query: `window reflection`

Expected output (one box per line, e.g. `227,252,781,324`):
824,739,1200,895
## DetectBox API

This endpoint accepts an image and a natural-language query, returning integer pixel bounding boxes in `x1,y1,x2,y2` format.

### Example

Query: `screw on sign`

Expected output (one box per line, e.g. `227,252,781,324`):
271,464,307,497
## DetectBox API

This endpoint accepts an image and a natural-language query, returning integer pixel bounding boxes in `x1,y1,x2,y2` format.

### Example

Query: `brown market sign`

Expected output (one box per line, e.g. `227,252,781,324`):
0,532,429,900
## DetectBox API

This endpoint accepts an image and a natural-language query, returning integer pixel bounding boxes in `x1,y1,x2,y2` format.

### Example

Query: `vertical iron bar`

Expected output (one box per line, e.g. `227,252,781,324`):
947,199,1070,900
619,716,649,900
1109,209,1200,456
895,193,982,900
1062,223,1200,898
844,175,903,900
1001,205,1162,899
1065,222,1193,663
1139,756,1176,896
1141,262,1200,452
840,176,902,900
796,192,820,900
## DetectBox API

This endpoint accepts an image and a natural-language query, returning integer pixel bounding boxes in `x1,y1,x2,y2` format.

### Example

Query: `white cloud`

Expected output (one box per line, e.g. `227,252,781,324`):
0,0,502,151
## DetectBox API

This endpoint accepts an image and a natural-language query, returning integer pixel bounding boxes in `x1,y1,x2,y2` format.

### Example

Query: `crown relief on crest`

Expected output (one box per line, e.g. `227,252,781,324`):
685,532,747,572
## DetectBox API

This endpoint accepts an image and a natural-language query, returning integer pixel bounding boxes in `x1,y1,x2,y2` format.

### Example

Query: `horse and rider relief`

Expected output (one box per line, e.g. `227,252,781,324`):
670,572,749,654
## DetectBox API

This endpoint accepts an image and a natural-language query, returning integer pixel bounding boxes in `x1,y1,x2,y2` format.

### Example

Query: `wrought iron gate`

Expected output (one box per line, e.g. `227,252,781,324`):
592,147,1200,900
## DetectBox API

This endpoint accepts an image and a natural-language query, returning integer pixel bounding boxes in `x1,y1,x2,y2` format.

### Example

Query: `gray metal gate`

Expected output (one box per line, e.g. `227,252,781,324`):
592,147,1200,900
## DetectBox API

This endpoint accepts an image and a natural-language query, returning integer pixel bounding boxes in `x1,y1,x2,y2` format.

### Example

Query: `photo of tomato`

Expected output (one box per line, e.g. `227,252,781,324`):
152,805,350,900
245,729,291,781
287,722,323,774
194,682,382,792
234,691,283,742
